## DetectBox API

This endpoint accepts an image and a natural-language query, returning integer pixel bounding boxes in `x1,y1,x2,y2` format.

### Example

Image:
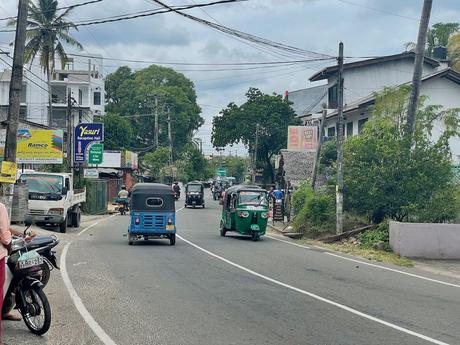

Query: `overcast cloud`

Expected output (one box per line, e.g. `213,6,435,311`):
1,0,460,154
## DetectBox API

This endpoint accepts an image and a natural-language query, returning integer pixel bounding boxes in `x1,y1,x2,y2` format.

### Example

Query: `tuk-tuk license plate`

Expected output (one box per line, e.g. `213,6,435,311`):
166,225,174,230
19,256,44,269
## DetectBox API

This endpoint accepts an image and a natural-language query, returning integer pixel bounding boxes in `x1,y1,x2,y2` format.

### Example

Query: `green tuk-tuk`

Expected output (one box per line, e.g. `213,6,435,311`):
219,185,268,241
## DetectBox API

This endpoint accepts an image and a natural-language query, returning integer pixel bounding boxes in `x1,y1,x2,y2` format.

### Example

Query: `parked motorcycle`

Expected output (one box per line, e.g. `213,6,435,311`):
3,219,52,335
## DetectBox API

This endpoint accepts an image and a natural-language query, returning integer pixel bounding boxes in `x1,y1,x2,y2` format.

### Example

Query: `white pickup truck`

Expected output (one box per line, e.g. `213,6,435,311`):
20,172,86,233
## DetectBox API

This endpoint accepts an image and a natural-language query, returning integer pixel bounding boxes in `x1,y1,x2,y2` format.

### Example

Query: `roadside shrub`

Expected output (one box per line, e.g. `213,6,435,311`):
293,189,335,238
357,221,390,251
291,180,313,215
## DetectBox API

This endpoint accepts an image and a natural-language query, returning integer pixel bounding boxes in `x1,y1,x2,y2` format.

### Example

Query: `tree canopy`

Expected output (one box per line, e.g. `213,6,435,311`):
98,113,133,150
212,88,300,183
105,65,204,153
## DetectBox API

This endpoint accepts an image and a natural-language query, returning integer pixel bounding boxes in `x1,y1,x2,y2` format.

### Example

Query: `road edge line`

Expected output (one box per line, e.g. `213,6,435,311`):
176,234,450,345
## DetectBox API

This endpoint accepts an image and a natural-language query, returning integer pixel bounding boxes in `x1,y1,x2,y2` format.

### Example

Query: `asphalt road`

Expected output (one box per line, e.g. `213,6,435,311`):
5,191,460,345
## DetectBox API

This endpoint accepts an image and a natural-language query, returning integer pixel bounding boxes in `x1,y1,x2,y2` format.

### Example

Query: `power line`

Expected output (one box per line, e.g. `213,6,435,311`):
0,0,104,22
151,0,333,59
336,0,419,21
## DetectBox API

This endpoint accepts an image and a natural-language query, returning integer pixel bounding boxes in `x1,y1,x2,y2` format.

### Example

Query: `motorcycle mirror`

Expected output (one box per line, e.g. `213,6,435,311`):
24,215,33,227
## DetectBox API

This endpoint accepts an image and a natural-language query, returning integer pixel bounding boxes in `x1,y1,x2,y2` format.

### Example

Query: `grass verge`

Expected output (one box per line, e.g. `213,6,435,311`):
299,240,414,267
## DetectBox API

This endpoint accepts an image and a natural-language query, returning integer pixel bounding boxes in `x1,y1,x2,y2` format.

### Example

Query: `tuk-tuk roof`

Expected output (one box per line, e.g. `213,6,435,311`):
131,183,173,195
225,185,265,194
186,181,203,186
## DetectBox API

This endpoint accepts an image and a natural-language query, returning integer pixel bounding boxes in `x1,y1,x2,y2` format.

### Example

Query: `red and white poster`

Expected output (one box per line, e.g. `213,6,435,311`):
287,126,318,151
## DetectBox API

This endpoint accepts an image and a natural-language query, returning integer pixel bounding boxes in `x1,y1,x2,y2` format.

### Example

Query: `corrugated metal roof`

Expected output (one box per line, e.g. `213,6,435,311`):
288,85,328,116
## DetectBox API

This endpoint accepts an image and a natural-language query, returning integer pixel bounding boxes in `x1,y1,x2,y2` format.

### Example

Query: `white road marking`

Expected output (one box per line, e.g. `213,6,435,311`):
61,216,119,345
61,243,118,345
177,234,451,345
266,235,311,249
266,233,460,289
78,214,117,237
324,252,460,289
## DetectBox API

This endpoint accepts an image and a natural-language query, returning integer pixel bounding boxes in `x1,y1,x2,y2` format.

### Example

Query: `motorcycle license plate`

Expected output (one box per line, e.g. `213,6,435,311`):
166,225,174,230
19,256,44,269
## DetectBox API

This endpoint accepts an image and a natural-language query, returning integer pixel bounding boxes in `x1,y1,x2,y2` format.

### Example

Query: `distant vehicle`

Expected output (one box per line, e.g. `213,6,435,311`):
185,181,205,208
220,185,268,241
20,172,85,233
127,183,176,246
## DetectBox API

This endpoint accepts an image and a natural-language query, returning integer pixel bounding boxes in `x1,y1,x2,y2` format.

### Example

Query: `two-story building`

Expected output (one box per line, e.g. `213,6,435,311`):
287,50,460,164
0,54,105,129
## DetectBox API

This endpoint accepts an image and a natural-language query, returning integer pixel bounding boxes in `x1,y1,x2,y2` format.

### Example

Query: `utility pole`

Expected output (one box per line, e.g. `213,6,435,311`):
252,124,259,184
311,103,328,190
67,92,73,172
167,106,172,164
1,0,28,209
406,0,433,136
154,95,159,148
336,42,345,235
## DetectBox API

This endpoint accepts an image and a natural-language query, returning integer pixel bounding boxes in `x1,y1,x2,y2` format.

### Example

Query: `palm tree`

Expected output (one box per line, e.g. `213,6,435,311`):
9,0,83,125
405,22,459,57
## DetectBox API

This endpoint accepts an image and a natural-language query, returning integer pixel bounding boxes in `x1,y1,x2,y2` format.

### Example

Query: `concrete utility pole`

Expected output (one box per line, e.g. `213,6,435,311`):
406,0,433,136
252,124,259,184
336,42,345,235
154,95,159,148
1,0,28,210
311,103,328,190
167,105,172,164
67,93,73,172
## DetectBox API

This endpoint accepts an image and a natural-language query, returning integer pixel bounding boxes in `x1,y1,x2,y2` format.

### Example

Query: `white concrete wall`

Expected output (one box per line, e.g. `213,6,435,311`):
390,221,460,259
421,77,460,165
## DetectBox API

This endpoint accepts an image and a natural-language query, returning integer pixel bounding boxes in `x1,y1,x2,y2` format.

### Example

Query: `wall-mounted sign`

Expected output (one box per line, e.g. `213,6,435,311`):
88,143,104,165
74,123,104,162
16,129,63,164
83,168,99,179
287,126,318,151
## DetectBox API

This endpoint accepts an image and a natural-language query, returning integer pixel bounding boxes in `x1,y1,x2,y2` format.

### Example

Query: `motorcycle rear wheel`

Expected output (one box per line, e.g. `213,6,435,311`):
21,285,51,335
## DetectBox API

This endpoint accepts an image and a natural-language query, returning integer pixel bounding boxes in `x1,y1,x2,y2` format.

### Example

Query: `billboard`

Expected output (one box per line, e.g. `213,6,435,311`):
74,123,104,162
90,150,122,168
16,129,63,164
287,126,318,151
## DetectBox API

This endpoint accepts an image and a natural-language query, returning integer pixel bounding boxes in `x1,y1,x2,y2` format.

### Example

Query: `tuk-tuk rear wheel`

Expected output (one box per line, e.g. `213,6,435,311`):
251,232,260,242
128,234,133,245
219,221,226,237
170,234,176,246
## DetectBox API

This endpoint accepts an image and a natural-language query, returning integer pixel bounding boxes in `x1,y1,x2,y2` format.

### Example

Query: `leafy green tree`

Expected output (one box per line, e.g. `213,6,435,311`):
212,88,300,183
9,0,83,122
344,86,460,223
176,147,211,182
98,114,133,150
105,65,203,153
143,147,171,180
210,156,249,182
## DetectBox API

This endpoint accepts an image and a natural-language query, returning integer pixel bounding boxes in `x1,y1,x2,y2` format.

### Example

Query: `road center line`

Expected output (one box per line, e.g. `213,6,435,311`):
266,233,460,289
61,217,119,345
176,234,450,345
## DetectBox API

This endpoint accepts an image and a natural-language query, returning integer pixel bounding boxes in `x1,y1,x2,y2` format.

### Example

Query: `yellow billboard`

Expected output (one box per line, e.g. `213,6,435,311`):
16,130,64,164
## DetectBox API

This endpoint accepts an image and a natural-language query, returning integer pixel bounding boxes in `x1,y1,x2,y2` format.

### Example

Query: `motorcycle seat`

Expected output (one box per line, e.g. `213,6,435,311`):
26,236,56,249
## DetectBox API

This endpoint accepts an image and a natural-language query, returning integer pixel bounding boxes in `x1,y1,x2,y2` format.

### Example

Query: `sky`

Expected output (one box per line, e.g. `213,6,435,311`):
1,0,460,155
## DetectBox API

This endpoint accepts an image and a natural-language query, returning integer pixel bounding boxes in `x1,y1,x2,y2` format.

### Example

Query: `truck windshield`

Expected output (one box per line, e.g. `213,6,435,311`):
238,191,267,206
21,174,63,194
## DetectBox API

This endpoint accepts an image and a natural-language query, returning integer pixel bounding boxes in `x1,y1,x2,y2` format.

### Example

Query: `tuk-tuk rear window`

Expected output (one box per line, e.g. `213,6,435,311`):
187,185,202,192
238,191,267,205
146,197,164,207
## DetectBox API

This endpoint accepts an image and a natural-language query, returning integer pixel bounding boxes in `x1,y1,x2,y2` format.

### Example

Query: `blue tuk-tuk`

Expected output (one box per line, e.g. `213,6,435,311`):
127,183,176,246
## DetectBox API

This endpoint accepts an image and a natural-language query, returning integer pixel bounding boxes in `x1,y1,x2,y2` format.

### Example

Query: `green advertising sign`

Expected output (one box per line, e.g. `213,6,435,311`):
88,143,103,165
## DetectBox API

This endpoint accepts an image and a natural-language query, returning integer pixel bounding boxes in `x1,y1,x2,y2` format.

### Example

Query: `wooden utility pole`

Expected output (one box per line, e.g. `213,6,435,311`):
1,0,28,210
252,124,259,184
311,103,328,190
336,42,345,235
406,0,433,136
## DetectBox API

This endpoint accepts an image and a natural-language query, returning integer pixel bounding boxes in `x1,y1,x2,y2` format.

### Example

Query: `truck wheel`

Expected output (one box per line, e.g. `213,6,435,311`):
59,218,67,233
71,208,81,228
